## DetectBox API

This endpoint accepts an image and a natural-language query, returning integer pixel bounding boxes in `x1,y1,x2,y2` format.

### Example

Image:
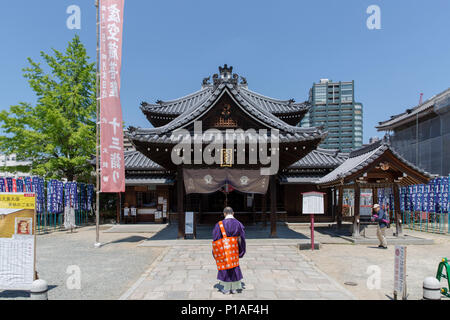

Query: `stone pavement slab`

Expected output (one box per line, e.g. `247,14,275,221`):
120,244,355,300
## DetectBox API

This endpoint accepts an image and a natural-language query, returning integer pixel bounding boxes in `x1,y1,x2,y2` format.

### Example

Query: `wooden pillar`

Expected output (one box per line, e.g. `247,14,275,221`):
337,185,343,227
331,188,336,222
393,183,402,237
270,175,277,238
199,194,203,225
177,167,185,239
372,187,378,205
353,182,361,237
251,194,256,225
262,194,267,227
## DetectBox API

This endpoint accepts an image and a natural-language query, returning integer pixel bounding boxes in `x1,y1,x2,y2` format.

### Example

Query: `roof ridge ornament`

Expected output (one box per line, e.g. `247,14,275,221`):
201,76,211,88
219,64,233,79
210,64,243,89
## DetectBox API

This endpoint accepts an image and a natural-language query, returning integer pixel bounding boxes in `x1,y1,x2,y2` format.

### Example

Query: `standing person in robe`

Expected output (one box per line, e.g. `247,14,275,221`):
212,207,246,294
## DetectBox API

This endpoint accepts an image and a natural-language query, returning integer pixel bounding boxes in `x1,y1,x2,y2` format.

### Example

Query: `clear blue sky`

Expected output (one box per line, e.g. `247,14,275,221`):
1,0,450,143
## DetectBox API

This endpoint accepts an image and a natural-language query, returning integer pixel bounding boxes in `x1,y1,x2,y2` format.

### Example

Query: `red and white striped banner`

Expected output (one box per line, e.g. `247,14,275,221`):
99,0,125,192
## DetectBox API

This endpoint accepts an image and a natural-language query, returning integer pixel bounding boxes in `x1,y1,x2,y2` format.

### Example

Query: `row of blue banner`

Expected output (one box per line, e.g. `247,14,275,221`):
400,177,450,213
0,177,94,214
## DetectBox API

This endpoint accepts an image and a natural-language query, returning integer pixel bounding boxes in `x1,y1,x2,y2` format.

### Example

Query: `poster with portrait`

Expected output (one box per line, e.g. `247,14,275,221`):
15,217,33,236
0,193,36,290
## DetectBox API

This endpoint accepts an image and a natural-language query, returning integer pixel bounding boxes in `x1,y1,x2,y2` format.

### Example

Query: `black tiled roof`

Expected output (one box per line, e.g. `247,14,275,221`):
124,148,347,172
124,150,164,170
317,139,434,185
289,148,348,169
129,83,326,144
140,85,309,117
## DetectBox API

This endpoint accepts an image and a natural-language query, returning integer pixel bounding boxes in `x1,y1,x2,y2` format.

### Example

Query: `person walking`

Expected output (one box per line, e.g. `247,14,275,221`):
372,204,389,249
212,207,246,294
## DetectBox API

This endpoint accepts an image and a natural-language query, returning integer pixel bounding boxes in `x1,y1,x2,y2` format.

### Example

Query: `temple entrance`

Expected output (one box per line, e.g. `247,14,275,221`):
207,190,246,212
189,190,254,225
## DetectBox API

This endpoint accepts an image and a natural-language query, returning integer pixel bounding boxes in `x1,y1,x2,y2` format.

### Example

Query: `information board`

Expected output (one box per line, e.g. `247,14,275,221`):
0,193,36,290
394,245,407,298
185,212,194,235
302,192,325,215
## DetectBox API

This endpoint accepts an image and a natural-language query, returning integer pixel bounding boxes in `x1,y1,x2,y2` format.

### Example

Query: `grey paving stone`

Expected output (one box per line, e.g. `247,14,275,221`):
255,290,278,299
188,290,212,300
295,290,323,300
317,283,340,291
122,243,354,301
143,291,167,300
166,291,190,300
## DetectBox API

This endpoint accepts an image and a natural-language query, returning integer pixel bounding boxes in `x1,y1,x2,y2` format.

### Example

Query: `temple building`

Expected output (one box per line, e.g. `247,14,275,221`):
124,65,349,237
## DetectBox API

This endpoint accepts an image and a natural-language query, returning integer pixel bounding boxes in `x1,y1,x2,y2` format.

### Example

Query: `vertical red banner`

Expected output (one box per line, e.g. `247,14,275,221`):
99,0,125,192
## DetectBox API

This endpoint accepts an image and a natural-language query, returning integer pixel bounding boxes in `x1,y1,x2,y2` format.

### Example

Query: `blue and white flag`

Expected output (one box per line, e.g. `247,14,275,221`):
0,178,5,192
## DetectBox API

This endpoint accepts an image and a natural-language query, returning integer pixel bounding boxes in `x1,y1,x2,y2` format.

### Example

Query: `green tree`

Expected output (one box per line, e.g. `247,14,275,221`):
0,36,96,181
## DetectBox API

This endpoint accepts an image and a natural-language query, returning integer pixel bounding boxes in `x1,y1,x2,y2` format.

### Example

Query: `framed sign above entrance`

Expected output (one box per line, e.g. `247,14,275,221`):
214,104,237,128
221,149,233,167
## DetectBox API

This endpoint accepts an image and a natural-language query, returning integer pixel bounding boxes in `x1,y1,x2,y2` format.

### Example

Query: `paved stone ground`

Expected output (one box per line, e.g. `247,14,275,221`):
302,229,450,300
120,244,355,300
0,225,163,300
2,221,442,300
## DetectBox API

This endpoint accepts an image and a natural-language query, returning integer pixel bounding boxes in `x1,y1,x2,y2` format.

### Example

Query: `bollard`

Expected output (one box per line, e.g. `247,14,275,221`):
423,277,441,300
30,279,48,300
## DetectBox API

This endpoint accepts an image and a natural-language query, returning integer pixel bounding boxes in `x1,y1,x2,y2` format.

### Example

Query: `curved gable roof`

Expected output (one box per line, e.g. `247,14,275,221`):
139,66,310,128
317,140,434,186
129,83,325,144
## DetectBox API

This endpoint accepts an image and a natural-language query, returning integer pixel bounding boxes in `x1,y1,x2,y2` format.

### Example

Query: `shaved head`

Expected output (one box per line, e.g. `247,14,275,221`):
223,207,234,216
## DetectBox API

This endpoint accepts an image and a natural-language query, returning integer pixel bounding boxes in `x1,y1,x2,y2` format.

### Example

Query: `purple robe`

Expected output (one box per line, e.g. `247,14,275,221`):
212,217,246,282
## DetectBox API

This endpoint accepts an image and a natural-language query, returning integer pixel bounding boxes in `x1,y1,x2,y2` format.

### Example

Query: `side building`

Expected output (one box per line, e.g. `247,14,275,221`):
0,154,32,177
377,87,450,176
300,79,363,152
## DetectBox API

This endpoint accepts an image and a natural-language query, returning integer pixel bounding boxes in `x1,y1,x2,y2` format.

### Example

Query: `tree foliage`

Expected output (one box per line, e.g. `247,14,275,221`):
0,36,96,181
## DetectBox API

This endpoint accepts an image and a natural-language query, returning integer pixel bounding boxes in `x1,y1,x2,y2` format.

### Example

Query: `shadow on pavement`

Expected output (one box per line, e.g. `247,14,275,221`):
101,235,150,247
144,223,310,241
0,285,57,299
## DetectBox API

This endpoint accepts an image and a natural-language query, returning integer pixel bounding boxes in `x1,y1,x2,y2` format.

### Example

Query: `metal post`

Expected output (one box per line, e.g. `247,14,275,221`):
94,0,101,248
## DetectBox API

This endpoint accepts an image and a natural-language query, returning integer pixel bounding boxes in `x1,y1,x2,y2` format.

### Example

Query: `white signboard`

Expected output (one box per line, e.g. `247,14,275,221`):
394,245,407,295
0,193,36,291
162,200,167,218
302,192,325,215
185,212,194,235
0,236,35,290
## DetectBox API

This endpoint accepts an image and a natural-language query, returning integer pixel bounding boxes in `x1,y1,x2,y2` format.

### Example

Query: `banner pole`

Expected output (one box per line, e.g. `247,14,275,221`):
95,0,101,248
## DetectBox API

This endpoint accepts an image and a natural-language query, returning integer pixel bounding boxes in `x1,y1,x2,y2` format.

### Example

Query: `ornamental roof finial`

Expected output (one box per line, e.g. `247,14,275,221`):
219,64,233,80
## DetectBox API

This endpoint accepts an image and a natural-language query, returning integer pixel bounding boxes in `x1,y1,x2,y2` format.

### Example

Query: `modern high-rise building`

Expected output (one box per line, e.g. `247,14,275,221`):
300,79,363,152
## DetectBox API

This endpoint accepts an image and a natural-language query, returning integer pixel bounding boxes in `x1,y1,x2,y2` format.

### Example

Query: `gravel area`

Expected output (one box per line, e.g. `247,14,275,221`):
0,225,164,300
